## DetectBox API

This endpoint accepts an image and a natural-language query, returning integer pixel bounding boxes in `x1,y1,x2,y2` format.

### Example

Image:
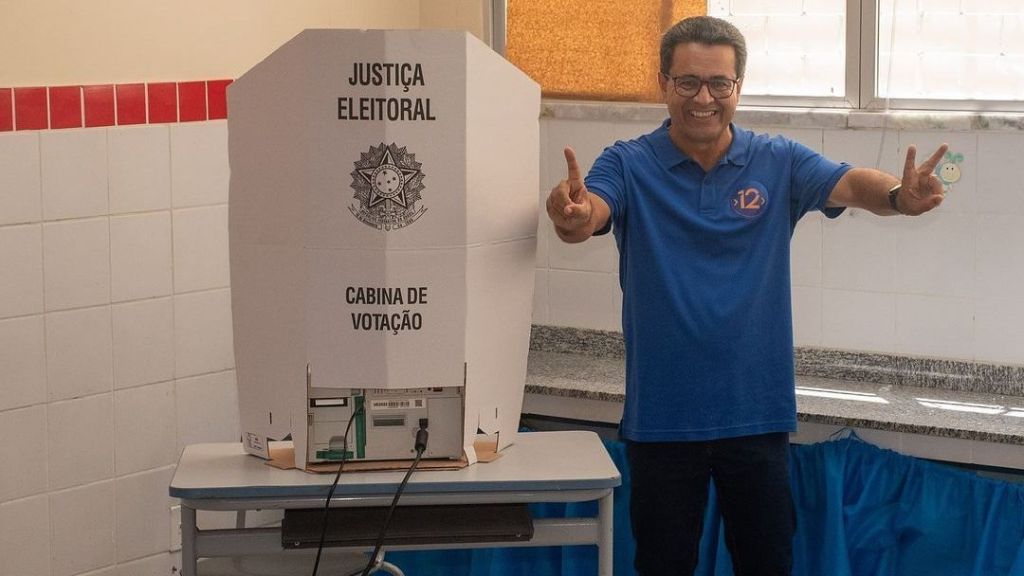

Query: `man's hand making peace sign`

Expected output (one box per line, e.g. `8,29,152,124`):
828,143,949,216
893,144,949,215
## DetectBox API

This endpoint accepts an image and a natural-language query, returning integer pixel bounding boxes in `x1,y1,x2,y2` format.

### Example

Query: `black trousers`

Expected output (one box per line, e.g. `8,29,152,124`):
626,432,796,576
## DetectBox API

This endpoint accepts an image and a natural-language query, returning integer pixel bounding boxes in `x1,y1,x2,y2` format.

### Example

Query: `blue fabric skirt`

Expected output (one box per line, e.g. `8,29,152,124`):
385,433,1024,575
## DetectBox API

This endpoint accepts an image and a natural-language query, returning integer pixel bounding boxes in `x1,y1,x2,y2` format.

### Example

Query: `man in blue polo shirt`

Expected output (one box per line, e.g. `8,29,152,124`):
546,16,947,576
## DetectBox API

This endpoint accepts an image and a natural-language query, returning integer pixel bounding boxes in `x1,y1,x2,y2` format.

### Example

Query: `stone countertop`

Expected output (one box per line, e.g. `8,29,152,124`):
525,350,1024,446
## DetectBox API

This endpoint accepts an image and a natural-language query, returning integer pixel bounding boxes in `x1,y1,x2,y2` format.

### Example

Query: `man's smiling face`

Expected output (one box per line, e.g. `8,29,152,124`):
659,42,742,158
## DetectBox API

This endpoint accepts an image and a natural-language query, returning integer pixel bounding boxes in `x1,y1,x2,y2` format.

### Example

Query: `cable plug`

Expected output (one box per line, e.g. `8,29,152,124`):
415,418,429,453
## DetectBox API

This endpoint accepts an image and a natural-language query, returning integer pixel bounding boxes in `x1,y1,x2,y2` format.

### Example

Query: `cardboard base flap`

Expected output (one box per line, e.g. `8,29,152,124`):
266,436,501,473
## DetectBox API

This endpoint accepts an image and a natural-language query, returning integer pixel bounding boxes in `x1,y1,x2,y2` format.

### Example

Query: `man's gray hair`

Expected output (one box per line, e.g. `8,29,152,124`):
660,16,747,79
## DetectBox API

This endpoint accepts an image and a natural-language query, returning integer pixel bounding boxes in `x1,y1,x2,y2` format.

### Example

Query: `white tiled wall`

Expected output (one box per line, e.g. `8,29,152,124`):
110,212,173,302
47,394,114,491
45,306,114,401
0,406,48,502
50,481,116,576
0,133,42,225
111,298,175,390
0,494,51,576
107,126,171,215
0,224,44,318
170,123,229,208
0,121,237,575
40,130,109,221
113,468,176,563
3,109,1024,574
0,315,46,412
43,219,111,311
172,205,230,293
536,116,1024,366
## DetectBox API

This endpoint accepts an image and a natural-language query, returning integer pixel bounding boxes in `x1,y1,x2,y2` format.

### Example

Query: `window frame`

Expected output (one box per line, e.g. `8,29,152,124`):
493,0,1024,113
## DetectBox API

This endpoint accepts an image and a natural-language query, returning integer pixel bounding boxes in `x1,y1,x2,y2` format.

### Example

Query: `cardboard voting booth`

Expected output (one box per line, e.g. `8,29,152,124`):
228,29,540,470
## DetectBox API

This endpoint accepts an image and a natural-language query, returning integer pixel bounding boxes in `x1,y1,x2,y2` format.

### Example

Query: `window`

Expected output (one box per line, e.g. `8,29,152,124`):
496,0,1024,111
707,0,848,100
875,0,1024,107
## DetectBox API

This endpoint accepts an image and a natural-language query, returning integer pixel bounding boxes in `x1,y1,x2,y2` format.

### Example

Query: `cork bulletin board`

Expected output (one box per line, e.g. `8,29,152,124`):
506,0,706,102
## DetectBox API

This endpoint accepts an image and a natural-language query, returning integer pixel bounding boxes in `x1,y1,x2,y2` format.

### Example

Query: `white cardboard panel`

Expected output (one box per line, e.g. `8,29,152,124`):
464,238,536,452
303,246,466,389
376,31,469,250
465,33,541,246
229,29,539,468
227,35,311,249
231,243,308,457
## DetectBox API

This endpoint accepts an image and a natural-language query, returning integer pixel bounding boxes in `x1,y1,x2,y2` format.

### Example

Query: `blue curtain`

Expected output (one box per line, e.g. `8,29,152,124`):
386,434,1024,575
788,436,1024,576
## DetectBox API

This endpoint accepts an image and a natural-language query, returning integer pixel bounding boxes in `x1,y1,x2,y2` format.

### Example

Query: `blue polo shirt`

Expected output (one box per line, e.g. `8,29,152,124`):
586,121,851,442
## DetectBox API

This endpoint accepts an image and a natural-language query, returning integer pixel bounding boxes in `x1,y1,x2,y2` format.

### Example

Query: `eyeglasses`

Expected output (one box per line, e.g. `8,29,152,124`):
661,74,740,99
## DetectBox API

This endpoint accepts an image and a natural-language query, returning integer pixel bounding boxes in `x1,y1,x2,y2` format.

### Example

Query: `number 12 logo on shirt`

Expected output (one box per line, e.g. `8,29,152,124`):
730,182,768,219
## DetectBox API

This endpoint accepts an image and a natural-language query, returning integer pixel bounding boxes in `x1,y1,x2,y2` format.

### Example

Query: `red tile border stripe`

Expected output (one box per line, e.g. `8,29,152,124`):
116,83,147,125
14,87,48,130
207,79,232,120
178,81,207,122
49,86,83,129
0,79,234,131
147,82,178,124
84,85,115,128
0,88,12,132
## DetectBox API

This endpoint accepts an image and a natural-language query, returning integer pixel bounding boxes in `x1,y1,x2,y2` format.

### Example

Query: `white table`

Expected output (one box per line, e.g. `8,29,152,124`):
169,430,622,576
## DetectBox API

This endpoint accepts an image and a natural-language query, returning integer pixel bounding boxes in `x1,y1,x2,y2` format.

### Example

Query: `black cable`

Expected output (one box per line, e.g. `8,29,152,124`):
349,425,429,576
310,407,363,576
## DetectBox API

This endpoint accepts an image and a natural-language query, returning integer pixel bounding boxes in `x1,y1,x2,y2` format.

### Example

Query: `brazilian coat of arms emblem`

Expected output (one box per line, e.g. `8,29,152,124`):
349,143,426,230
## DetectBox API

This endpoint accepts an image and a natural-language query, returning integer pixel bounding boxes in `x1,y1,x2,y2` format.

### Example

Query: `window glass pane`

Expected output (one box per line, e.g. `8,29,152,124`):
878,0,1024,101
505,0,706,102
707,0,846,97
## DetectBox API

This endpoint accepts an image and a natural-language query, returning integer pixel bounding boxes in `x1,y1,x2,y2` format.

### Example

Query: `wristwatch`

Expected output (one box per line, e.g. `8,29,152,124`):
887,184,902,214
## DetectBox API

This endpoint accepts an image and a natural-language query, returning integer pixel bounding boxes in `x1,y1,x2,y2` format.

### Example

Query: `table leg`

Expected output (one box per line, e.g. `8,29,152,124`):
598,491,614,576
181,505,198,576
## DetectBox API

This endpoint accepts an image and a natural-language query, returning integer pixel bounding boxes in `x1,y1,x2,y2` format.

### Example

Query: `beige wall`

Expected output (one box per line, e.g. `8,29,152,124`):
0,0,488,85
420,0,490,43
